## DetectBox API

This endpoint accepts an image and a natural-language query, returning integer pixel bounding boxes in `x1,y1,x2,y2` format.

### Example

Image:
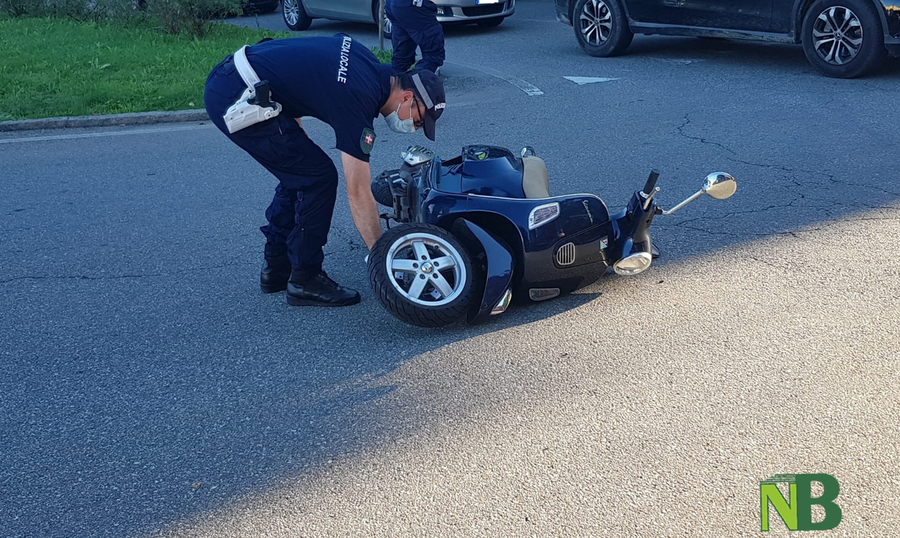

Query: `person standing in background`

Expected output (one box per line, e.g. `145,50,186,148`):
386,0,446,75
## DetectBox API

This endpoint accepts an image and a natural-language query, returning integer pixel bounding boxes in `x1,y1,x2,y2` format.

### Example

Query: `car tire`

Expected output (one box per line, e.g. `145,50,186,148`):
243,0,278,16
476,17,504,28
801,0,887,78
261,0,279,14
573,0,633,57
283,0,312,31
368,223,481,328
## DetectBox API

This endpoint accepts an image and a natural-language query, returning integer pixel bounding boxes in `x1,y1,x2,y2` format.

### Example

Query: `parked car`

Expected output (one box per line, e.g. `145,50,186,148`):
555,0,900,78
283,0,516,37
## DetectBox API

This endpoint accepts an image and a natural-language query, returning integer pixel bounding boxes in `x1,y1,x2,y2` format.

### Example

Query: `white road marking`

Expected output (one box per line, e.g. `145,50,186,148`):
653,58,705,64
461,64,544,96
0,123,210,144
563,76,619,85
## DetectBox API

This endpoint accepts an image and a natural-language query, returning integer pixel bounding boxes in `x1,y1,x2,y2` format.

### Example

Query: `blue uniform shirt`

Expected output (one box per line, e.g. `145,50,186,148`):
245,35,392,162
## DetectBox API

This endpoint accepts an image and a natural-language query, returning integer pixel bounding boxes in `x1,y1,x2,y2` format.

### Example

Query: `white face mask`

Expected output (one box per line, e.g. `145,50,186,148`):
383,99,417,134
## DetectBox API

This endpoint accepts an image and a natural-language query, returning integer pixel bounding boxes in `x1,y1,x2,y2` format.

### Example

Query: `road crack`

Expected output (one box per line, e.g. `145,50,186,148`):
677,114,900,200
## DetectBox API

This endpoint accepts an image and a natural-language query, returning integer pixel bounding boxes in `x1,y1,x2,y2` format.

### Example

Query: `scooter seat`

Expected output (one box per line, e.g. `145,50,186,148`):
522,155,550,199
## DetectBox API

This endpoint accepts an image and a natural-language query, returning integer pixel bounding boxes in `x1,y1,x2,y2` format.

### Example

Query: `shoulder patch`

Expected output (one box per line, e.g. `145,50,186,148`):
360,128,376,155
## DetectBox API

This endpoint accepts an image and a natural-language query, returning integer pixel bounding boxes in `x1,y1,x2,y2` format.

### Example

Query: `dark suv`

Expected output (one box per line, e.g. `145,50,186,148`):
555,0,900,78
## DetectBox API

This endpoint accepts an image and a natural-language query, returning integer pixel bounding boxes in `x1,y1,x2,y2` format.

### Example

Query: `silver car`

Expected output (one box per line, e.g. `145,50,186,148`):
283,0,516,35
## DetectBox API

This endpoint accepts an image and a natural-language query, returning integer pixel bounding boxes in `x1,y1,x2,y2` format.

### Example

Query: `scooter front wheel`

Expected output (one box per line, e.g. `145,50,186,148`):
367,223,481,328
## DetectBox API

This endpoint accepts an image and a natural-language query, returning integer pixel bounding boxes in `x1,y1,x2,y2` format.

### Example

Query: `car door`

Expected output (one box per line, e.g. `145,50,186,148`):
303,0,371,21
627,0,775,33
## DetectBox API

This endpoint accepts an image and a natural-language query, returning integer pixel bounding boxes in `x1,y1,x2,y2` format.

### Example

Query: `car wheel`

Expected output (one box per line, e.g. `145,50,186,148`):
801,0,886,78
573,0,633,57
283,0,312,31
373,1,392,40
476,16,504,28
368,223,480,328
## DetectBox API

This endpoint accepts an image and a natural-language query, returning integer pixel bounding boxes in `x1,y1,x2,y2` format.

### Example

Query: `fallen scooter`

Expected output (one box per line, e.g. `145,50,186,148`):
367,144,737,328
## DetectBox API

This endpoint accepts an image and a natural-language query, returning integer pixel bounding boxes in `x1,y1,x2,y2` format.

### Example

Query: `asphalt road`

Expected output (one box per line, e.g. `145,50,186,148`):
1,1,899,536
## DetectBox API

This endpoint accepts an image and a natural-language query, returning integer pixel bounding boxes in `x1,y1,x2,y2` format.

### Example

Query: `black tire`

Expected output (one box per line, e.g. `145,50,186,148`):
243,0,278,16
476,17,504,28
373,1,393,40
283,0,312,31
258,0,279,14
801,0,887,78
371,174,393,207
573,0,633,57
368,223,480,328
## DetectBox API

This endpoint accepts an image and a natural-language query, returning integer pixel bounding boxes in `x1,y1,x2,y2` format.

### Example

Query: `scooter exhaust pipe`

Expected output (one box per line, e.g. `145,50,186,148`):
613,239,654,276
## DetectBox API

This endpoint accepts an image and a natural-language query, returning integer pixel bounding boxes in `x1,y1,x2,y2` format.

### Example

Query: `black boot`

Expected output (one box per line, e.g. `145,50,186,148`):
286,270,361,307
260,243,291,293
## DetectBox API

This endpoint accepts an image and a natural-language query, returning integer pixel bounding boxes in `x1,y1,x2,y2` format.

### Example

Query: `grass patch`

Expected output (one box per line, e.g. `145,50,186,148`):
0,17,392,121
0,17,288,120
371,46,392,64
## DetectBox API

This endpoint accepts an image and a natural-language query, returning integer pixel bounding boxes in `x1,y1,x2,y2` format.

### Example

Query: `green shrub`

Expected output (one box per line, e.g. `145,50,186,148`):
0,0,241,36
146,0,242,37
0,0,143,21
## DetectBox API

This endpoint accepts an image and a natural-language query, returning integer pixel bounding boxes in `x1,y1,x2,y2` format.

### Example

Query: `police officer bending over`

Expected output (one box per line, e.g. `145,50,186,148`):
204,35,446,307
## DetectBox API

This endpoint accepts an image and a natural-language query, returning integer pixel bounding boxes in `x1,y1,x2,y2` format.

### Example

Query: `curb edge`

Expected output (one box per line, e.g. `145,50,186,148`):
0,109,211,132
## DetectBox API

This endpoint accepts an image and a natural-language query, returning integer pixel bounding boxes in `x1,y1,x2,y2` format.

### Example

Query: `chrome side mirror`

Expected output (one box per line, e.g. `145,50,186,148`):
661,172,738,215
703,172,737,200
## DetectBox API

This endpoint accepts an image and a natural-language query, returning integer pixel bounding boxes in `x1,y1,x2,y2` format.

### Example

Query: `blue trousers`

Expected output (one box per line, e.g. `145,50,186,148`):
204,56,337,279
386,0,445,74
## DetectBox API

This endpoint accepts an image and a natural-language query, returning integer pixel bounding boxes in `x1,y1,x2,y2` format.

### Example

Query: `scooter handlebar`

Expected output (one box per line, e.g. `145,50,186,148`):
643,169,660,195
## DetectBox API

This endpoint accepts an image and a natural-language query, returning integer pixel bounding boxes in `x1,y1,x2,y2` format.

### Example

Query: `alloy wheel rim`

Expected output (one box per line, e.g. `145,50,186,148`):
812,6,863,65
579,0,613,46
284,0,299,25
385,233,467,307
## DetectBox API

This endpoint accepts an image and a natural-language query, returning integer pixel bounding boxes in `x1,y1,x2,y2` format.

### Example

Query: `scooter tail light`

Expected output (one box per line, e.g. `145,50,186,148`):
528,202,560,230
613,251,653,276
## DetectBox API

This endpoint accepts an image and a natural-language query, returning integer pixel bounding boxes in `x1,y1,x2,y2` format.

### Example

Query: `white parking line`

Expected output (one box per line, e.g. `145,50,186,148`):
459,64,544,96
652,58,705,65
564,76,619,85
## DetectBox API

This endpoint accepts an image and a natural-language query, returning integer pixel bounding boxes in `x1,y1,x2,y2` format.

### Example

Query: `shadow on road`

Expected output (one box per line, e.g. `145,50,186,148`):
0,148,599,537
